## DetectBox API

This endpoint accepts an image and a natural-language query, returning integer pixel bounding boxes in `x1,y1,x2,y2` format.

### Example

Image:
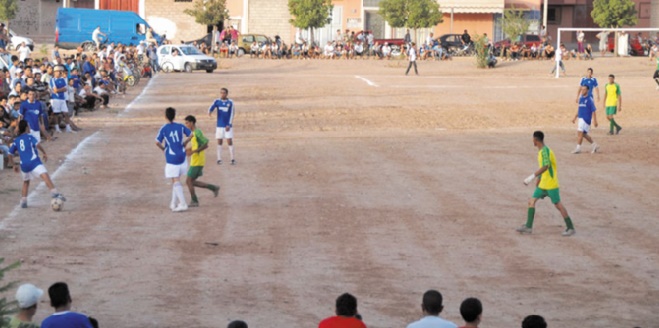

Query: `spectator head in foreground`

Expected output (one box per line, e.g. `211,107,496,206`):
318,293,366,328
11,283,44,326
227,320,248,328
407,289,457,328
459,297,482,327
336,292,359,317
49,282,72,310
522,315,547,328
43,282,95,328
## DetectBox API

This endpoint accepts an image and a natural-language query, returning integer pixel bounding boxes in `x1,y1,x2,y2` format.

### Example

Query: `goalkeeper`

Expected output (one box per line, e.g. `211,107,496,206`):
517,131,576,237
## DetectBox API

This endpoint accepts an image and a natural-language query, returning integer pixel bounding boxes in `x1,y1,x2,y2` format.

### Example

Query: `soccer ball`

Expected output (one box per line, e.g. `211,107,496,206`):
51,197,64,212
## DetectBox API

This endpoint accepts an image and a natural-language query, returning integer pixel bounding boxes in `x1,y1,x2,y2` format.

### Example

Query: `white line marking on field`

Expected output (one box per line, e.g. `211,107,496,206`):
1,77,155,231
389,84,571,89
122,75,157,115
355,75,379,87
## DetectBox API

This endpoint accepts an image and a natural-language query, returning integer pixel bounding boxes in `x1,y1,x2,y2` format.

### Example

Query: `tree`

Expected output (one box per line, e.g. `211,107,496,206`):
0,258,20,328
0,0,18,30
379,0,443,42
473,34,489,68
183,0,230,27
592,0,638,57
502,6,530,42
288,0,333,45
592,0,638,28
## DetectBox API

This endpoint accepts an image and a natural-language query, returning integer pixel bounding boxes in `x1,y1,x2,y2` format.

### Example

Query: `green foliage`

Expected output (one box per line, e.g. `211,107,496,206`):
183,0,230,26
0,0,18,23
503,6,530,43
379,0,443,29
591,0,638,28
0,258,20,328
473,34,488,68
288,0,333,29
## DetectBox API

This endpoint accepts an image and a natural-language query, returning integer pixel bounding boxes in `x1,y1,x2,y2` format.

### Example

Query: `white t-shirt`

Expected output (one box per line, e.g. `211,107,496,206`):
407,316,458,328
93,85,107,95
18,46,31,62
92,27,101,40
577,32,585,42
555,47,563,62
408,47,417,61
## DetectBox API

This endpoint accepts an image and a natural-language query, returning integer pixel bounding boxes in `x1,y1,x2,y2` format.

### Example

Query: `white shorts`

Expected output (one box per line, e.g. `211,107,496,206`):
216,127,234,139
164,160,188,179
29,129,41,144
51,99,68,114
577,118,591,133
22,164,47,181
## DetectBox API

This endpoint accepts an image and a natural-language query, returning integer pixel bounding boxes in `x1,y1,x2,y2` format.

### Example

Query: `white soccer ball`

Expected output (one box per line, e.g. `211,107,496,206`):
51,197,64,212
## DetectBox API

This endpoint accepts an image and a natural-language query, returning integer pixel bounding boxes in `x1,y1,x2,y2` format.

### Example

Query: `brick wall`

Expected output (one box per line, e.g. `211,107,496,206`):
248,0,293,41
11,0,62,41
144,0,207,42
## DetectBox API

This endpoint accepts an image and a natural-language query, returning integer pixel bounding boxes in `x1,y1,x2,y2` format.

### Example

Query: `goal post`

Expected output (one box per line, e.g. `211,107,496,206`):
554,27,659,78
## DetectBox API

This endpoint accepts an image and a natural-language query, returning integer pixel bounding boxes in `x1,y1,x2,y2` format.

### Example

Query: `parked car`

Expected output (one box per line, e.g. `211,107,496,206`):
185,33,213,47
607,34,646,56
157,44,217,73
237,34,272,56
493,34,542,56
437,33,474,56
56,8,162,50
6,29,34,51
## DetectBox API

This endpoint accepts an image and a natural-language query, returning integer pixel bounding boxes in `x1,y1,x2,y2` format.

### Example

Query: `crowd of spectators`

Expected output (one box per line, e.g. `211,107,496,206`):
0,36,149,170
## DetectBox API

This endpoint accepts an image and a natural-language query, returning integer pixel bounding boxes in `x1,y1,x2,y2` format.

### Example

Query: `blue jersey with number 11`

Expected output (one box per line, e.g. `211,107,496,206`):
9,134,43,172
156,122,191,165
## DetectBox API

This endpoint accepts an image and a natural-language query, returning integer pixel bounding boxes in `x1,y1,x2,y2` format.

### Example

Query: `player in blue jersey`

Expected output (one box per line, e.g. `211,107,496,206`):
156,107,191,212
572,85,599,154
208,87,236,165
8,120,66,209
50,65,79,133
19,90,50,144
576,68,600,103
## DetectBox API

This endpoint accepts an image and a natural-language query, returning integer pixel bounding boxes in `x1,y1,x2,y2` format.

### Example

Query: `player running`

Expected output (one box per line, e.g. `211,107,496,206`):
603,74,622,135
8,120,66,209
156,107,191,212
577,68,600,103
183,115,220,207
517,131,575,236
571,85,599,154
208,88,236,165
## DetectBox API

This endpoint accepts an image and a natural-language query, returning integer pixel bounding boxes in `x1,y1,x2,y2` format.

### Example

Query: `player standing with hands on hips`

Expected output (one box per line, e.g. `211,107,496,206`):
517,131,575,236
208,88,236,165
156,107,191,212
572,85,599,154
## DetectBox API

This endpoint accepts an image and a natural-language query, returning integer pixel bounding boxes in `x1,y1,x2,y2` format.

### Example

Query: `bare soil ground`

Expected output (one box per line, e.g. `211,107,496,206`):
1,56,658,328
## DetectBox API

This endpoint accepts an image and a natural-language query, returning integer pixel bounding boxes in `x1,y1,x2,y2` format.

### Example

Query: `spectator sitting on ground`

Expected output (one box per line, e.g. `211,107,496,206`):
8,283,44,328
227,320,248,328
250,42,259,58
324,42,335,59
41,282,94,328
382,42,392,59
406,290,458,328
510,42,521,61
543,43,555,59
228,41,239,58
521,315,547,328
458,298,482,328
584,44,593,60
318,293,366,328
93,81,110,109
79,84,102,111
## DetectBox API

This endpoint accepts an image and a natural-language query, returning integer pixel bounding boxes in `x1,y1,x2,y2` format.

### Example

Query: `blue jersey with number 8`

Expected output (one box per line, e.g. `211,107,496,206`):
9,134,43,172
156,122,190,165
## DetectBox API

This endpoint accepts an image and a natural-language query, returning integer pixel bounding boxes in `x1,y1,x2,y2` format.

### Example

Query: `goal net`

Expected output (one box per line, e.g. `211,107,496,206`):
554,27,659,78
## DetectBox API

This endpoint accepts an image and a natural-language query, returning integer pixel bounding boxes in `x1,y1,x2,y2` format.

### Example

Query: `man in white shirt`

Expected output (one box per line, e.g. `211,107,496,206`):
382,42,391,59
18,42,31,62
407,290,458,328
551,44,566,76
92,26,106,50
405,42,418,75
324,42,334,59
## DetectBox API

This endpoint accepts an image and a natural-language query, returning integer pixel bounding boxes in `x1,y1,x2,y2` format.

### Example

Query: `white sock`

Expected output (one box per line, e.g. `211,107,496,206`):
174,182,187,206
171,186,177,206
229,145,234,160
217,145,222,161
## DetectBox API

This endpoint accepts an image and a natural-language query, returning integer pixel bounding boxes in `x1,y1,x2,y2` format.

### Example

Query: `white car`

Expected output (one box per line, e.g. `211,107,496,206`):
7,29,34,51
157,44,217,73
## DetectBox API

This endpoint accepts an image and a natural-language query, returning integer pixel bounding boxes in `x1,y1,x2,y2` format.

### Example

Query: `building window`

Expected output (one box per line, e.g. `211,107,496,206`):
364,0,382,7
547,6,561,24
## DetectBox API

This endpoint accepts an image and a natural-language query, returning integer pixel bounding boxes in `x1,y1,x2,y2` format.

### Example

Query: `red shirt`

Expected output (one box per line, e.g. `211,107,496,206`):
318,316,367,328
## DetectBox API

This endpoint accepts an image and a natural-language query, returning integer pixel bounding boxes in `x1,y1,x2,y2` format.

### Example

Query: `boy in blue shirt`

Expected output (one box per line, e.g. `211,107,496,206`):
41,282,94,328
8,120,66,208
208,87,236,165
572,85,599,154
156,107,191,212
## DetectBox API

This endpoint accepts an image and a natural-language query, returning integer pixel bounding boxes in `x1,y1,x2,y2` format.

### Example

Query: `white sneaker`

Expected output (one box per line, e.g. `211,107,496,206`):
591,143,599,153
571,147,581,154
55,127,62,133
172,204,188,212
562,229,576,237
170,201,176,211
66,126,75,133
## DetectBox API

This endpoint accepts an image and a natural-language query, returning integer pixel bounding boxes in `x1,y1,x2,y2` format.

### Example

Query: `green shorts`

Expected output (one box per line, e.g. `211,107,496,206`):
533,187,561,204
606,106,617,116
187,166,204,180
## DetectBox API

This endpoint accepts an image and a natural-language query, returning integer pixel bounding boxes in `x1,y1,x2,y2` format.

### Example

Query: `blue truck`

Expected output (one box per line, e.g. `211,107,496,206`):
55,8,162,50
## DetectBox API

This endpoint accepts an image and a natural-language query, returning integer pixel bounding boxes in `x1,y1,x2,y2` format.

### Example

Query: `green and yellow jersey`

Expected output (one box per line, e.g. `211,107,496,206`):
538,146,559,190
189,128,209,167
605,82,621,107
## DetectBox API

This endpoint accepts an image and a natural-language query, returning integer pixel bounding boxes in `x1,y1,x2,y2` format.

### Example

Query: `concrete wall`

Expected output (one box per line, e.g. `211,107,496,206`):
11,0,62,41
144,0,207,42
248,0,292,41
435,13,495,37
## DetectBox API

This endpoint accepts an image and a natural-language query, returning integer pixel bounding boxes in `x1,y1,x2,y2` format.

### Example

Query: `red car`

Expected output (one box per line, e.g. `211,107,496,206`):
607,35,646,56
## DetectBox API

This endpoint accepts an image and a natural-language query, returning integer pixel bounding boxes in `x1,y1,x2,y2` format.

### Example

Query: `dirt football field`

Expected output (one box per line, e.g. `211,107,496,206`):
1,56,658,328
